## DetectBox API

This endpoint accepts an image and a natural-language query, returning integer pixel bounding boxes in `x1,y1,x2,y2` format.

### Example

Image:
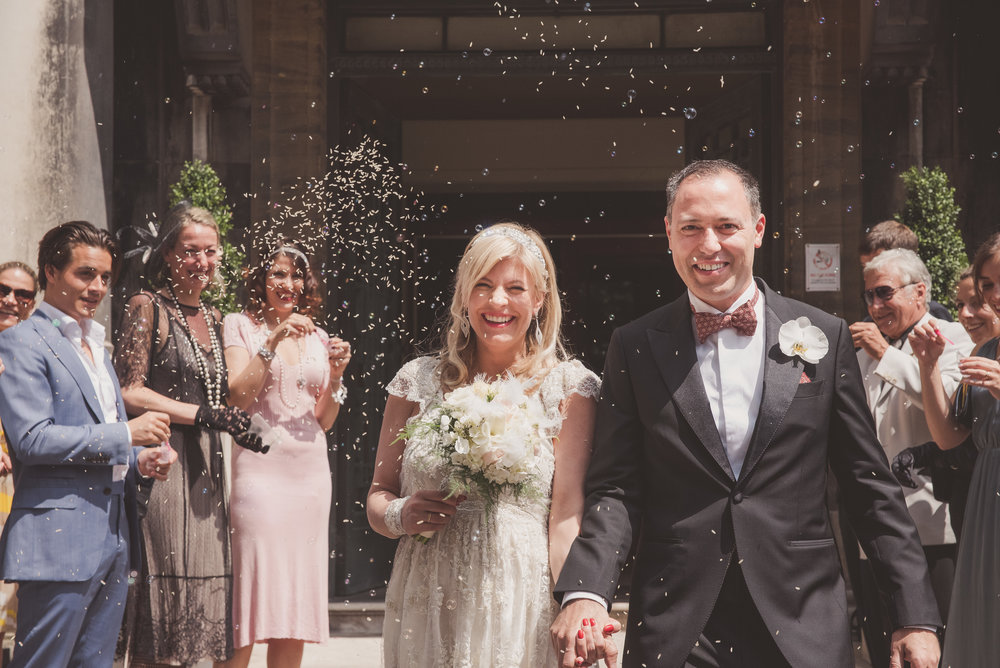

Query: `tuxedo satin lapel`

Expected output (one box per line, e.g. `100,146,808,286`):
30,313,105,424
647,298,735,481
739,292,804,481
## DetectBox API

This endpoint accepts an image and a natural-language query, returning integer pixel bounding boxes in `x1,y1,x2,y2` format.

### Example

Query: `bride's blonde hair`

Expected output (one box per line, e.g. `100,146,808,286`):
438,222,566,391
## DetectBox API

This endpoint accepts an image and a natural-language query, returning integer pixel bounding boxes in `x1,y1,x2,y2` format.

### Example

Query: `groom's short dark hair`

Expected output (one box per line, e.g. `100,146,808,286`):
665,160,761,221
37,221,118,290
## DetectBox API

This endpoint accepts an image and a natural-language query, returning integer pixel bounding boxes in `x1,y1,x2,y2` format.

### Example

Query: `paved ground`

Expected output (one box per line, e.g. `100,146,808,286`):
198,633,871,668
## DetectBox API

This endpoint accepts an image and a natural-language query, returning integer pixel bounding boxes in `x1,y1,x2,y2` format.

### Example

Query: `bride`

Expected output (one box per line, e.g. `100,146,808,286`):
367,222,601,667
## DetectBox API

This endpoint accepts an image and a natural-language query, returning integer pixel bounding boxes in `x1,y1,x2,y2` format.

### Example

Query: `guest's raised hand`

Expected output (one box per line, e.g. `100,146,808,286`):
266,313,316,345
909,321,947,366
850,321,889,360
0,450,11,477
327,336,352,378
128,411,171,446
958,356,1000,400
400,489,463,536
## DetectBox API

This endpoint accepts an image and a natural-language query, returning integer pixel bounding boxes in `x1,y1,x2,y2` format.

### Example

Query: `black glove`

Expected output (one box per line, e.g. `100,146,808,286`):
195,406,251,435
233,430,269,454
891,446,926,489
194,406,269,454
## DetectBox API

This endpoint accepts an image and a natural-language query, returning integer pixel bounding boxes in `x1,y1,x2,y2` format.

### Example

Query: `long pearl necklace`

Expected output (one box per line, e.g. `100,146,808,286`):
166,285,224,409
263,318,308,410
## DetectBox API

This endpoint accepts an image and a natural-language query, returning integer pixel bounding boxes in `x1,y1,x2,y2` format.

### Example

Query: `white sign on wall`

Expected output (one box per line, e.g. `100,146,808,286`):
805,243,841,292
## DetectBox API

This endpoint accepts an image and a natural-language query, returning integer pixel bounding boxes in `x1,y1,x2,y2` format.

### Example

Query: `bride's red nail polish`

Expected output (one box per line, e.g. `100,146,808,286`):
590,618,596,626
582,618,589,627
603,624,615,634
577,629,585,639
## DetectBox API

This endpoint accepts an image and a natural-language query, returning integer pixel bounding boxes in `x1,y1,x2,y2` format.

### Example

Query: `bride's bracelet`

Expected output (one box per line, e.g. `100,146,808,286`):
384,496,409,537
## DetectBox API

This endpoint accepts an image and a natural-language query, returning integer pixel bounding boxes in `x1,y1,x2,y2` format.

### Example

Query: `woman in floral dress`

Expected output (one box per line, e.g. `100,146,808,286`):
368,222,601,667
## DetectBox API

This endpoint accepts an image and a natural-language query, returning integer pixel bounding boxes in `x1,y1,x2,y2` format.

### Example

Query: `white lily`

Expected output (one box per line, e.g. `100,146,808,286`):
778,317,829,364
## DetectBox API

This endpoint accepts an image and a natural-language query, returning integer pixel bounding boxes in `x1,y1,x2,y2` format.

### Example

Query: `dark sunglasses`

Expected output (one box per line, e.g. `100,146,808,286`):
0,283,36,304
862,282,916,306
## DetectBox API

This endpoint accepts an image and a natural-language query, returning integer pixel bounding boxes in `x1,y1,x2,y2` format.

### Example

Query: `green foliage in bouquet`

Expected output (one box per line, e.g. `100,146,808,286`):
896,166,968,317
168,160,244,314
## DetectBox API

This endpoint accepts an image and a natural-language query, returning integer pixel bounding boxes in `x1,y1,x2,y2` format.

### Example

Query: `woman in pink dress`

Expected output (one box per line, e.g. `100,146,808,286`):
221,241,351,668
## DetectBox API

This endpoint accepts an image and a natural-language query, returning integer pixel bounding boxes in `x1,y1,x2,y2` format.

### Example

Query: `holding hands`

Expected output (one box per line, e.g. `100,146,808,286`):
550,599,621,667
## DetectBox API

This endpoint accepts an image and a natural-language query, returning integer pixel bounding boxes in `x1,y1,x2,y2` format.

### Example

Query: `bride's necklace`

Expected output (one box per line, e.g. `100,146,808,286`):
166,285,224,409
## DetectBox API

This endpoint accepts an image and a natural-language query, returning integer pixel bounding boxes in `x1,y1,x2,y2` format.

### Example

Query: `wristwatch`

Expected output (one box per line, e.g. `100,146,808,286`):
257,345,276,363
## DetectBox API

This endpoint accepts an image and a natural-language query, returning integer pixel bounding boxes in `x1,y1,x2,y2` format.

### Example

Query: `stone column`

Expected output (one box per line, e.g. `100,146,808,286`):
0,0,112,265
781,0,865,321
250,0,327,235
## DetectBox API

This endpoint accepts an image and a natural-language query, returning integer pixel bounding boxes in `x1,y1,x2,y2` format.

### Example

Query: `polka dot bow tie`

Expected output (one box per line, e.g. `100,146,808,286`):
692,289,760,343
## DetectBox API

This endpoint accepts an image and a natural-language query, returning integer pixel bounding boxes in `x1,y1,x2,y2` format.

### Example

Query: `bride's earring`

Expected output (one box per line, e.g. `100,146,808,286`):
460,313,470,338
533,313,543,346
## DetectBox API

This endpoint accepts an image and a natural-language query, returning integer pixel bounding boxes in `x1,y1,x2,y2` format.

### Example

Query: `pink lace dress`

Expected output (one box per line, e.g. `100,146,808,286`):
222,313,332,647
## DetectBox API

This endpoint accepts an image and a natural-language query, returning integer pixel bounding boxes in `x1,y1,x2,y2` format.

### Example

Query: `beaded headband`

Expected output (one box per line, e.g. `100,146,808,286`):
269,245,310,270
472,227,548,278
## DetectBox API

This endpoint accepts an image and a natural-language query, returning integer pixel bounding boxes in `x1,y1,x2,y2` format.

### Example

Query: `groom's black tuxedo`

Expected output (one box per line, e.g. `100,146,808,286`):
555,280,940,667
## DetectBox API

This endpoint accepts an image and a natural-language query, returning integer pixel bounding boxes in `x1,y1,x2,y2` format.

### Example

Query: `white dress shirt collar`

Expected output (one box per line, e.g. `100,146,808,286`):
36,301,119,425
687,280,760,315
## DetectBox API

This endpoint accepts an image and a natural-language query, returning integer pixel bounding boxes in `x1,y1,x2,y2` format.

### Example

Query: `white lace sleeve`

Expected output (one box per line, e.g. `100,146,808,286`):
386,357,441,411
537,359,601,425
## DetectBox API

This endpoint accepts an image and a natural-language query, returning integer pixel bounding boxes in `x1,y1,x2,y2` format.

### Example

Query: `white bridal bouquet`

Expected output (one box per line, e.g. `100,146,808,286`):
398,374,556,533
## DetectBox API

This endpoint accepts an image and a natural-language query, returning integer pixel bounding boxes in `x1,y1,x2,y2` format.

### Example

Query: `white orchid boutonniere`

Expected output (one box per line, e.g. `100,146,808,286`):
778,317,829,364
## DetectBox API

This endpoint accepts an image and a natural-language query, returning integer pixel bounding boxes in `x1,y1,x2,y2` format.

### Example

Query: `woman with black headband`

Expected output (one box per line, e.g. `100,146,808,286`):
114,202,263,667
220,239,350,668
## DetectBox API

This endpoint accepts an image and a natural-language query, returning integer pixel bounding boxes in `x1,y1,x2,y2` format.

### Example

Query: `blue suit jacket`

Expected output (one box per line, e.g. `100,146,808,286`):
0,310,142,582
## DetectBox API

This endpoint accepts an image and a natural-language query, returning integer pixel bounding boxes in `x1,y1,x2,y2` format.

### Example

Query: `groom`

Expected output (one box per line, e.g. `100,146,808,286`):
551,161,941,668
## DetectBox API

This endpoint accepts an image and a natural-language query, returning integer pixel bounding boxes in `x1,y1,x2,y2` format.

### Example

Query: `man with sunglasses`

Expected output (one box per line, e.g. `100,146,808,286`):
0,262,37,333
850,248,972,665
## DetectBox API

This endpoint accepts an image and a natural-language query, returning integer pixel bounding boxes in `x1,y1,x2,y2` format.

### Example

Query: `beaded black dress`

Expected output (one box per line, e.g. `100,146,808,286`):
114,291,232,664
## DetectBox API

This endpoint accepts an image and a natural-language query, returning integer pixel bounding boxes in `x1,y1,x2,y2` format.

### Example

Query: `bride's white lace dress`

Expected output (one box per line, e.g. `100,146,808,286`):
382,356,601,668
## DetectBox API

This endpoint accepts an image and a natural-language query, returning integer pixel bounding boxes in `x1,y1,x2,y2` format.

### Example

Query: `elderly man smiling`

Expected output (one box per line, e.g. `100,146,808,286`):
850,247,972,664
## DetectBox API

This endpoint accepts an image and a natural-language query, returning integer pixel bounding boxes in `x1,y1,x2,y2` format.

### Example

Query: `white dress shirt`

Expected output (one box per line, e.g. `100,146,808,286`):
689,282,767,479
36,301,121,426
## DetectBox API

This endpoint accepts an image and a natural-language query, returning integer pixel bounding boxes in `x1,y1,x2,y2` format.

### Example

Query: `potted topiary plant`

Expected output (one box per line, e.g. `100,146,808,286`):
897,166,968,317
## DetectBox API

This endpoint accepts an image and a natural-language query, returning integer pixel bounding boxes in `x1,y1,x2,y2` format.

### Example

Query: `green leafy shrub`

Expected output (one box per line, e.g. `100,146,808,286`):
168,160,244,314
897,166,968,317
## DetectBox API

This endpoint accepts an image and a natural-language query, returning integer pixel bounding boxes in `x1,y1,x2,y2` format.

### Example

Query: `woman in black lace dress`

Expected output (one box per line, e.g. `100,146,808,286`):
115,203,262,667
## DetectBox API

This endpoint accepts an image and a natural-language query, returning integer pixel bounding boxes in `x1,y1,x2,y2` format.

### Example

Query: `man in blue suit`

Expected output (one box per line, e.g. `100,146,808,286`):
0,221,176,668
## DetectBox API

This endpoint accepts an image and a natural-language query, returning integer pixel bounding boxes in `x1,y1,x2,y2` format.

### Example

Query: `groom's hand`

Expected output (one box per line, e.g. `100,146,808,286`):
550,599,621,667
889,628,940,668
